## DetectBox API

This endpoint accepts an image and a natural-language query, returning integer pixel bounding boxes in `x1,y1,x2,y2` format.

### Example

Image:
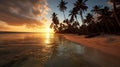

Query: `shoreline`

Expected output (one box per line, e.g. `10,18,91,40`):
63,34,120,58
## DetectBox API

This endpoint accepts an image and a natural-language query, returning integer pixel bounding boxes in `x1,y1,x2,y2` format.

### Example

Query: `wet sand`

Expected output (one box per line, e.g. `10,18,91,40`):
64,34,120,58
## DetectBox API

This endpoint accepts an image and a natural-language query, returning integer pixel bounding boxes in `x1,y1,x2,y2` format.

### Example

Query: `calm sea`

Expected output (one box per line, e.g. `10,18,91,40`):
0,33,120,67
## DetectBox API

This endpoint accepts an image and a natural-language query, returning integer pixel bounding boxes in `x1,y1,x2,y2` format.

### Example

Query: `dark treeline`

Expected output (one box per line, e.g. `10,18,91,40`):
50,0,120,36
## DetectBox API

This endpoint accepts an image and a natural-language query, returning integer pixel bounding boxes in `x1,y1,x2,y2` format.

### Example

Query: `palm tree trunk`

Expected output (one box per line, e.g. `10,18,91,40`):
80,11,84,24
113,0,120,26
75,16,78,22
63,11,66,20
105,22,111,33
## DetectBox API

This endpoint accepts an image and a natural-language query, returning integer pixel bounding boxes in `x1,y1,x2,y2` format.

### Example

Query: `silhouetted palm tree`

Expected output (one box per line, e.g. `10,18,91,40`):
69,7,78,22
52,13,59,25
108,0,120,26
57,0,68,20
74,0,88,24
98,6,112,33
50,12,59,32
83,13,94,34
58,23,66,33
91,5,102,14
84,13,93,24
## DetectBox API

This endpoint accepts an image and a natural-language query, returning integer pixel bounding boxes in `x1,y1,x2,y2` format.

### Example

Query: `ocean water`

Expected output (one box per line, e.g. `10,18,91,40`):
0,33,120,67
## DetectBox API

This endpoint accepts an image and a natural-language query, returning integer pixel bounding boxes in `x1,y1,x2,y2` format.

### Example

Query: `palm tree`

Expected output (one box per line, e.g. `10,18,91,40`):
109,0,120,26
85,13,93,24
74,0,88,24
57,0,68,20
83,13,94,34
98,6,112,33
90,5,105,33
52,12,59,25
91,5,102,14
50,12,59,32
69,7,78,22
112,0,120,26
58,23,66,33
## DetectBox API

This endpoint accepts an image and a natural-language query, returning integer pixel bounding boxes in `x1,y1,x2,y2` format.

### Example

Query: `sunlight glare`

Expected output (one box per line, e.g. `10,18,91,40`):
45,27,54,33
44,27,54,44
44,30,54,44
45,33,50,44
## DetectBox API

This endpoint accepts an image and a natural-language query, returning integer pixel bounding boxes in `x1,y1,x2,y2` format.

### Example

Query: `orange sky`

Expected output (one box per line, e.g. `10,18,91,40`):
0,0,51,32
0,21,51,32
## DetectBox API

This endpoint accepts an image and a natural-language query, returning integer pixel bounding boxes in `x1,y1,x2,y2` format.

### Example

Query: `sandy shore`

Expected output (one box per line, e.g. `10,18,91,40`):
64,34,120,58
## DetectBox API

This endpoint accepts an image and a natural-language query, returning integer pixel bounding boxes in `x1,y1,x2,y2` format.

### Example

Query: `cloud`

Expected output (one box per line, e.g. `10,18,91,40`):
0,25,9,31
0,0,50,28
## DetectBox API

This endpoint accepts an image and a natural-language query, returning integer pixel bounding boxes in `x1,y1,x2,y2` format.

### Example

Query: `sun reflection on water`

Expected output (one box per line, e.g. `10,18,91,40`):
44,27,54,44
45,33,50,44
41,32,54,53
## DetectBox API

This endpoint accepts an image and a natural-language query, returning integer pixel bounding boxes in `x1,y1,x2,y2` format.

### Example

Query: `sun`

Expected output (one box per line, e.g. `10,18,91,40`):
45,27,54,33
34,27,54,33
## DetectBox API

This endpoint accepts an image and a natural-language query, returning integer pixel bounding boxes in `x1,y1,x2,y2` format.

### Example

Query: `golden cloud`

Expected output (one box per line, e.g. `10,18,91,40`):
0,0,50,29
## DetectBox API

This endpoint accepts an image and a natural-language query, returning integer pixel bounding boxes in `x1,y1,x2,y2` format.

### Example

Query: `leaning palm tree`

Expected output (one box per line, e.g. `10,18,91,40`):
74,0,88,24
57,0,68,20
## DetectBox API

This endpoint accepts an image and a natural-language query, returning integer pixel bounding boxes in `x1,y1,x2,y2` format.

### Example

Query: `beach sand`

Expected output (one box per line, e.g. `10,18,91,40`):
64,34,120,58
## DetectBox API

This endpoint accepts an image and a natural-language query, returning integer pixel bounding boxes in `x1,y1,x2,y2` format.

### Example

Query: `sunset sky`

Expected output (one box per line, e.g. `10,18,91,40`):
0,0,108,32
